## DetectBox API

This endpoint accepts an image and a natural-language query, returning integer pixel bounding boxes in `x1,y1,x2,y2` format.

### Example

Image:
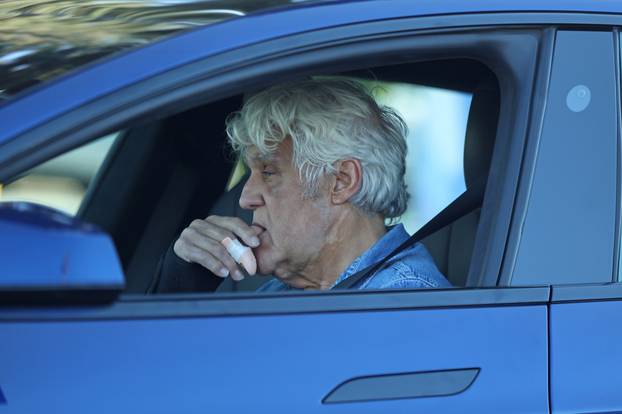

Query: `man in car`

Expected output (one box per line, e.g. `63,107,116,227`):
159,78,450,291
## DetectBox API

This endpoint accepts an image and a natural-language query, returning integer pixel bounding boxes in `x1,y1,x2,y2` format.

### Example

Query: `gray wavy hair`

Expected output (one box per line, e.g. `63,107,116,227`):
226,78,409,219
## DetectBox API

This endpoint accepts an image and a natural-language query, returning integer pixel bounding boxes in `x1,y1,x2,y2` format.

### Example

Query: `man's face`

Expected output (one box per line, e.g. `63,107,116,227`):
239,138,333,286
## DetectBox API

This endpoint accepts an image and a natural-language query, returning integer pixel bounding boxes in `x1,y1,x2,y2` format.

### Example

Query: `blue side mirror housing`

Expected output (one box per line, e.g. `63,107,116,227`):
0,202,124,304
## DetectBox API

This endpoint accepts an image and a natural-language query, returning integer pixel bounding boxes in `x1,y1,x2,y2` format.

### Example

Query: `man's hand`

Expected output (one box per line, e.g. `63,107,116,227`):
173,216,261,281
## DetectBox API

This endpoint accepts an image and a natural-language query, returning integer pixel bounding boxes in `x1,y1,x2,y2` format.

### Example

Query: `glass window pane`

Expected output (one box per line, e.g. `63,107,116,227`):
0,132,119,215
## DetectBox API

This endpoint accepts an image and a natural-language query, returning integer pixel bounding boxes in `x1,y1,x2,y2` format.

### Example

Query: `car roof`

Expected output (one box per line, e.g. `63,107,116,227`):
1,0,621,144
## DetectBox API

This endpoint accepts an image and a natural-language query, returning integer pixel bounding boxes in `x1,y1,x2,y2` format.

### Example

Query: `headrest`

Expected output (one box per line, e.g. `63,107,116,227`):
463,86,500,188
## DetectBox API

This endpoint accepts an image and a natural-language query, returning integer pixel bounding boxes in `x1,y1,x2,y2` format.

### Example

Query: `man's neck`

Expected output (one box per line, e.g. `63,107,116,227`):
305,210,386,290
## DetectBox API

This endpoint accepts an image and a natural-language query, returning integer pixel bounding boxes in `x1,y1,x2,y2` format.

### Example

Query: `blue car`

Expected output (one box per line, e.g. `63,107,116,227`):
1,0,621,412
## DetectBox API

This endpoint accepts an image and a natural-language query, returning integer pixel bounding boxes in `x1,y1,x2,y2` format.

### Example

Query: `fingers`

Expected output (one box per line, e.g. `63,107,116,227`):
205,216,260,248
175,237,246,281
186,228,246,280
173,216,257,281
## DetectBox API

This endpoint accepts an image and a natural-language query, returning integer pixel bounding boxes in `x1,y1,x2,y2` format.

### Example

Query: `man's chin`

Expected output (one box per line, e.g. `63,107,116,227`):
253,250,277,276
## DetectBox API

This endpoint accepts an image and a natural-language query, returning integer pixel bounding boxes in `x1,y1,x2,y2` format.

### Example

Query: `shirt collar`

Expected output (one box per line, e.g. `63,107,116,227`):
330,223,410,288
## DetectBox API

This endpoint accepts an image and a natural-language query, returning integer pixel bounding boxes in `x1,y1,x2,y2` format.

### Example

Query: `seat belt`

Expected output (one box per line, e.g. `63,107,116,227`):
333,176,487,290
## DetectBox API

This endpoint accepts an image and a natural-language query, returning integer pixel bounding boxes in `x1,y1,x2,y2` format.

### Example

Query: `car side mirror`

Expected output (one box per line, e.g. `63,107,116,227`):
0,202,124,304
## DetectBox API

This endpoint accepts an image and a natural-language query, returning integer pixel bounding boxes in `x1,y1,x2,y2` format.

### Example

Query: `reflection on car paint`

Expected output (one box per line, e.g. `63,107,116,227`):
0,0,314,99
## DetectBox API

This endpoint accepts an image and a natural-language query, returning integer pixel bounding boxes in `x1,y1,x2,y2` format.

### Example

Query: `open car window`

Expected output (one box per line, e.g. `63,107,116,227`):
0,59,497,294
76,59,495,294
1,9,518,297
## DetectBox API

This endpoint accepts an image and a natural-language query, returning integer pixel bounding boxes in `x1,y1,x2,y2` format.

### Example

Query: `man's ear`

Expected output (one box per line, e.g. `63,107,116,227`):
331,159,362,205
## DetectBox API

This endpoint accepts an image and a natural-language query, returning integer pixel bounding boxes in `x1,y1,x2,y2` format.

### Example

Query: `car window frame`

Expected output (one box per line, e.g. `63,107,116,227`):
0,15,543,308
76,129,127,218
0,286,551,321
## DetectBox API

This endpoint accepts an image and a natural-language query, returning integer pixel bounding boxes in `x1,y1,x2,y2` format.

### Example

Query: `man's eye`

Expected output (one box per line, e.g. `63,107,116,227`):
261,164,277,177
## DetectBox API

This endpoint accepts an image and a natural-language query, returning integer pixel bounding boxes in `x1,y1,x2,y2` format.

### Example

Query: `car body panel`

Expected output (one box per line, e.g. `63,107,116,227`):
0,301,548,413
550,299,622,413
509,30,618,286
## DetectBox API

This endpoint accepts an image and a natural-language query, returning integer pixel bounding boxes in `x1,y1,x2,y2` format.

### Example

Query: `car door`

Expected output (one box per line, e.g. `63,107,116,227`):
0,5,550,413
504,28,622,413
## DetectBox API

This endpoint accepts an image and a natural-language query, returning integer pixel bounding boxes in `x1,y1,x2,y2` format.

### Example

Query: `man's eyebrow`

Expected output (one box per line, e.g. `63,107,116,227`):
245,152,277,165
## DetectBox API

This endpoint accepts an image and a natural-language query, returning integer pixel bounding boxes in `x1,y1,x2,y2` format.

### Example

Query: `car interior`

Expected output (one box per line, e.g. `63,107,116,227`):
70,58,500,294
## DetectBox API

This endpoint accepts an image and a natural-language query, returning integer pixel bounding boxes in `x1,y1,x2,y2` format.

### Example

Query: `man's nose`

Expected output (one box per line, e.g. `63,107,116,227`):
239,174,264,210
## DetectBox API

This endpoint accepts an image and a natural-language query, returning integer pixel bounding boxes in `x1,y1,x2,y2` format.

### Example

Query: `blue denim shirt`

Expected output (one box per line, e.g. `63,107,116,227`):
257,224,451,291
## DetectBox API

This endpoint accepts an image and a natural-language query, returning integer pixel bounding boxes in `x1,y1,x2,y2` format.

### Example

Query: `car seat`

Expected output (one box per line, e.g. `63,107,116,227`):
421,85,499,287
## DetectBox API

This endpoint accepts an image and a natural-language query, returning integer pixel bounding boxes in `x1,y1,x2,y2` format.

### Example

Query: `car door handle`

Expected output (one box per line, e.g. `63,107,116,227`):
322,368,480,404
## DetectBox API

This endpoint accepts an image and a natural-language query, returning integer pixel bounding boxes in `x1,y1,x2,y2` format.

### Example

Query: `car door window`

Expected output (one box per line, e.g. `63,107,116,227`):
0,15,539,297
